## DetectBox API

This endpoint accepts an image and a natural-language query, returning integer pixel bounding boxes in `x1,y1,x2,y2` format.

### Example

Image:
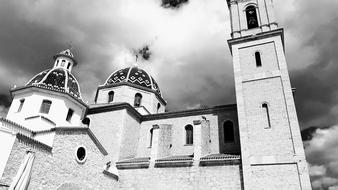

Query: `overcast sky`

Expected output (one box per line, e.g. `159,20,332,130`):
0,0,338,188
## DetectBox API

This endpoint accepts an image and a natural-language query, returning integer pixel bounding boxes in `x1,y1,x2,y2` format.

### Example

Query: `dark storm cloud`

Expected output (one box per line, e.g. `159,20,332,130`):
275,0,338,128
161,0,188,9
303,126,338,190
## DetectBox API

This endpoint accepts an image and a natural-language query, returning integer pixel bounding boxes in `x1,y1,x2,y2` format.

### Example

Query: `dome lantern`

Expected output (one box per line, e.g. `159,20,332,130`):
52,49,78,72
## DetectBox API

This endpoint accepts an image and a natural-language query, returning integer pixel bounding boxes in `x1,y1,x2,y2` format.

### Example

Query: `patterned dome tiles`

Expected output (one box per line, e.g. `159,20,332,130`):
105,66,162,97
26,68,82,100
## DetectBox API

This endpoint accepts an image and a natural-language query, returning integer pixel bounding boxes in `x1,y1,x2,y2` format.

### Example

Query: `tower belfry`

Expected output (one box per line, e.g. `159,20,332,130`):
227,0,312,189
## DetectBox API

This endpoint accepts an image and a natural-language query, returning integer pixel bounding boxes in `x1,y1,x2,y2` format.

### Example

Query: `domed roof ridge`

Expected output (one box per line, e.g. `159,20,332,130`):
104,65,162,97
26,67,82,100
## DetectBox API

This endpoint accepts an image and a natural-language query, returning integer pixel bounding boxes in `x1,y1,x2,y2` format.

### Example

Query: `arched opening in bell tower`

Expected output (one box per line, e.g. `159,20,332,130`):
245,5,259,29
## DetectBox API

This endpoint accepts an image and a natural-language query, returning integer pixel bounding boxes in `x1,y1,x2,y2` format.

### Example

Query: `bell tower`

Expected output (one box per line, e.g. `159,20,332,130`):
227,0,312,189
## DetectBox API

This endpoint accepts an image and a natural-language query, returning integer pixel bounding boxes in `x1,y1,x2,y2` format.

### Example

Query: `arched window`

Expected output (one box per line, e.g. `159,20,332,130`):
223,121,235,142
66,108,74,122
255,51,262,67
185,125,193,145
149,128,153,147
134,93,142,107
262,103,271,128
157,103,161,113
17,99,25,112
108,91,114,103
61,60,66,67
246,6,259,29
67,63,71,70
40,100,52,114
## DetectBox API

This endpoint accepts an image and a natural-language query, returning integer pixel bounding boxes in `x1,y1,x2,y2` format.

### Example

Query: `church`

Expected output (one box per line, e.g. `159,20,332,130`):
0,0,312,189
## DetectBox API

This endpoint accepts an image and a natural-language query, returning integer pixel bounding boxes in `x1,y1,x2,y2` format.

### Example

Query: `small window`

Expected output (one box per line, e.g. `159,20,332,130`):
134,93,142,107
67,63,71,70
76,146,87,163
223,121,235,142
17,99,25,112
246,5,259,29
255,52,262,67
66,109,74,122
185,125,193,145
108,91,114,103
40,100,52,114
82,117,90,126
149,128,153,147
61,60,66,67
262,103,271,128
157,103,161,113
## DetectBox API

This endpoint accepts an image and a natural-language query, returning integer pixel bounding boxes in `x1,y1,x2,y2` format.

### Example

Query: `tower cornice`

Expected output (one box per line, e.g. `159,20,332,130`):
227,28,285,54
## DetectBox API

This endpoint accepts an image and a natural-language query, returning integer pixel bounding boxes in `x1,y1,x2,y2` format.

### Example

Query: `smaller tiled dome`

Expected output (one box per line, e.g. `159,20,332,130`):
26,68,82,100
104,66,162,96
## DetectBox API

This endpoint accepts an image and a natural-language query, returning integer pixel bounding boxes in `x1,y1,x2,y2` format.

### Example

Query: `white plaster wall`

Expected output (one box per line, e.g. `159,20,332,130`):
96,85,165,114
7,90,85,129
0,128,16,178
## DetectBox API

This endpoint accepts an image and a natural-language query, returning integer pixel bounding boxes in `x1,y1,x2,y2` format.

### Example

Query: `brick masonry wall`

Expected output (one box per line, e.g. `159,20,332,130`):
137,111,240,158
118,164,243,190
0,132,118,189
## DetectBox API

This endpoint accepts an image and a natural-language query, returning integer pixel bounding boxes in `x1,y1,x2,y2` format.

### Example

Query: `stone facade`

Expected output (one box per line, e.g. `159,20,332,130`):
0,0,312,189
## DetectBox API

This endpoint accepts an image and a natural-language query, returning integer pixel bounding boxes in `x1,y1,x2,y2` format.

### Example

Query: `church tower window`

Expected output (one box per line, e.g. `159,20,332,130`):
108,91,114,103
262,103,271,128
66,108,74,122
246,6,259,29
149,128,153,147
17,99,25,112
40,100,52,114
134,93,142,107
223,120,235,142
255,51,262,67
185,125,193,145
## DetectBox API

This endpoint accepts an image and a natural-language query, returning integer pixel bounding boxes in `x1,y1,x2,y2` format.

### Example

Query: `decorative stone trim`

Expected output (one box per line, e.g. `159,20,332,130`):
155,155,193,168
10,85,87,108
227,28,285,53
116,157,150,169
25,115,56,126
199,154,241,166
0,117,34,135
103,169,119,180
143,104,237,121
16,133,52,152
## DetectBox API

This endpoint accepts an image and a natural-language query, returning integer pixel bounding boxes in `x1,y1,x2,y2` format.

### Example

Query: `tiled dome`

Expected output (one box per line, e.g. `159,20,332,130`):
26,68,82,100
104,66,162,96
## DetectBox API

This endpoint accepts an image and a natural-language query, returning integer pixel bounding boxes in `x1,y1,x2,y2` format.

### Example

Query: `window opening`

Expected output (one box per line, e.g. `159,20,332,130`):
40,100,52,114
223,121,235,142
108,91,114,103
255,52,262,67
262,103,271,128
134,93,142,107
246,6,259,29
185,125,193,145
66,108,74,122
17,99,25,112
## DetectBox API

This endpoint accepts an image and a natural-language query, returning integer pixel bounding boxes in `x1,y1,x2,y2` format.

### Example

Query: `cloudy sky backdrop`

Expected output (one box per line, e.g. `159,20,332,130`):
0,0,338,189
